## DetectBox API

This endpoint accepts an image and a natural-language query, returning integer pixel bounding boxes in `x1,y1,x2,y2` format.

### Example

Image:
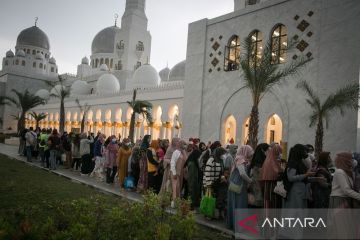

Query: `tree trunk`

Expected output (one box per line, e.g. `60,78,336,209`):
315,118,324,159
247,104,259,150
35,120,39,130
81,113,86,134
59,99,65,134
18,113,26,133
129,112,136,143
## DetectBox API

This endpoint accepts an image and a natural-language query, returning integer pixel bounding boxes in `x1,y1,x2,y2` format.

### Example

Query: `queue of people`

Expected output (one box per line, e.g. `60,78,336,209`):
18,128,360,233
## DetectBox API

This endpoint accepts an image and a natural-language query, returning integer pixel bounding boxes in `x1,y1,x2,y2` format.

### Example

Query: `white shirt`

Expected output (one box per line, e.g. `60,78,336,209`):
330,168,360,201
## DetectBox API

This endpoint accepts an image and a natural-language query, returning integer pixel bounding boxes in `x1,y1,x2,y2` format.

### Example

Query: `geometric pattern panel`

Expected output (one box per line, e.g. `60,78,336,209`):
296,40,309,52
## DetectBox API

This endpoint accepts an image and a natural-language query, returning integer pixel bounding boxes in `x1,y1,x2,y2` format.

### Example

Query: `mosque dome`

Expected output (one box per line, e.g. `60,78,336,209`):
6,50,14,58
132,64,160,89
91,26,119,54
169,60,186,82
16,49,25,57
96,73,120,94
81,56,89,65
35,52,44,60
159,66,170,82
50,85,66,96
16,26,50,50
71,80,91,95
49,57,56,64
35,89,50,100
100,64,109,71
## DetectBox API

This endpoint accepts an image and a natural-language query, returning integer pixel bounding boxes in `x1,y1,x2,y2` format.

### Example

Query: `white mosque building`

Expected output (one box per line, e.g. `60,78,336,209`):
1,0,360,154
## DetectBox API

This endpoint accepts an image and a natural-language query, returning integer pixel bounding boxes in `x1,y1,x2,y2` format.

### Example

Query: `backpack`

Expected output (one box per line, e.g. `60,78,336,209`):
28,132,37,146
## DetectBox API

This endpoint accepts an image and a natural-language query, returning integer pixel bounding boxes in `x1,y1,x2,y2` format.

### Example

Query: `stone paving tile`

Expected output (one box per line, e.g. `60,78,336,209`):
0,143,235,237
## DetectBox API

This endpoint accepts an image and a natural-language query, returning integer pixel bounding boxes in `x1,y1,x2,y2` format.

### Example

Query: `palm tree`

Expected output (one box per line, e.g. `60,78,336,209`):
48,76,71,134
127,89,153,143
239,35,312,149
29,112,48,130
7,90,44,133
296,80,359,157
75,98,91,134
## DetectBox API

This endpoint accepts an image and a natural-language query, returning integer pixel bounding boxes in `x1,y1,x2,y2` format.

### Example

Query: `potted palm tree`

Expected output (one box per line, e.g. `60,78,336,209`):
75,98,91,134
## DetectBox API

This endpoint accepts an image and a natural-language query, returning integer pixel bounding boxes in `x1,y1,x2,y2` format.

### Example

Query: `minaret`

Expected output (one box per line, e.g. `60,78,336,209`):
121,0,148,31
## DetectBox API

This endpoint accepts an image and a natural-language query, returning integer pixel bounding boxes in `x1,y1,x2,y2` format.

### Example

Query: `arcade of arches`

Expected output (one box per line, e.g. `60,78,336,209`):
223,114,283,145
24,104,182,140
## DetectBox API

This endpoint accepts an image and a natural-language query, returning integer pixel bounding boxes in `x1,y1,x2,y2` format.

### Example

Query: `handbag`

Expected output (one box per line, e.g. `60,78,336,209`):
124,176,135,189
200,188,216,218
228,165,244,194
273,181,287,198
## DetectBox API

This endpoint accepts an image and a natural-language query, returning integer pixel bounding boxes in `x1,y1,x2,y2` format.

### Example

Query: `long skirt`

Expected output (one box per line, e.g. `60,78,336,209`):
263,180,282,208
137,155,148,191
226,190,248,230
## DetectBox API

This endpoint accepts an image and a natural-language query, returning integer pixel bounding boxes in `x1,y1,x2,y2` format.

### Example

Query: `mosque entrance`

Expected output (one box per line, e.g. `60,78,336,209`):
265,114,282,144
223,115,236,144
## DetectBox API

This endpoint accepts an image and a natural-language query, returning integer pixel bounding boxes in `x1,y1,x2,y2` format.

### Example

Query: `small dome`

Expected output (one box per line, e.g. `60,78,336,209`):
131,64,160,89
159,66,170,82
49,57,56,64
96,73,120,94
71,80,91,95
35,89,50,100
16,26,50,50
91,26,119,54
50,85,66,96
6,50,14,58
81,56,89,65
16,49,25,57
169,60,186,81
35,52,44,60
100,64,109,71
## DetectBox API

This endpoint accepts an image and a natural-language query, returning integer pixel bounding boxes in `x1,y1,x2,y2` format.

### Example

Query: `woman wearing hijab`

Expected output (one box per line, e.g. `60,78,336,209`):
137,135,151,192
248,143,269,208
105,135,119,184
327,152,360,239
227,145,253,230
311,152,332,208
160,138,180,194
170,139,187,208
184,148,202,210
148,140,160,193
260,143,282,208
117,138,132,188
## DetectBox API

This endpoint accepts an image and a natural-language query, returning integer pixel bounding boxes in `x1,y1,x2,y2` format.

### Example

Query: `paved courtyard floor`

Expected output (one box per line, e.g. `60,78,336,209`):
0,143,245,239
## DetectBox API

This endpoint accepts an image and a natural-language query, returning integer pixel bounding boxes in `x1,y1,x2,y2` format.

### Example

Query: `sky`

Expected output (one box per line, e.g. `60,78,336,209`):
0,0,233,74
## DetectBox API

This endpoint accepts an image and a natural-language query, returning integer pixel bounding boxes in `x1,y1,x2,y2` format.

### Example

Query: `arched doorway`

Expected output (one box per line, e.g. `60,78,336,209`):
241,116,250,145
265,114,283,144
87,110,94,133
114,108,122,138
223,115,237,144
152,106,162,140
104,109,112,137
95,109,102,134
167,104,179,139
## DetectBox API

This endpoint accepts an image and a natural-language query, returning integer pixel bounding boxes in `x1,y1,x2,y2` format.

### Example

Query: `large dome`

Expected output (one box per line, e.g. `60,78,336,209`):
159,66,170,82
91,26,119,54
132,64,160,89
169,60,186,81
35,89,50,100
71,80,91,95
16,26,50,50
96,73,120,94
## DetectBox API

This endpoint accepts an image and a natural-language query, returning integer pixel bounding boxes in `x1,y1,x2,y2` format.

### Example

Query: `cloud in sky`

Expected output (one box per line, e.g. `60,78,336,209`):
0,0,233,74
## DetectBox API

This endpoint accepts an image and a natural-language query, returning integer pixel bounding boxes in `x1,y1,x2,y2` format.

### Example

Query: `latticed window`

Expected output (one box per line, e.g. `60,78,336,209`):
224,35,240,71
136,41,144,51
248,30,263,67
21,60,26,66
15,59,19,65
271,24,287,64
39,63,43,69
118,60,123,70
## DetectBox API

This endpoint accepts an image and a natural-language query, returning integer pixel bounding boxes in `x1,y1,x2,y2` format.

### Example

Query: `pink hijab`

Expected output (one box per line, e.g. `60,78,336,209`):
260,143,282,181
232,145,254,171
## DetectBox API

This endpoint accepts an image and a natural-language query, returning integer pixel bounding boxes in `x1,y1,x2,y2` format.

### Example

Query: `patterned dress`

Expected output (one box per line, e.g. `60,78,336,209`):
137,150,148,191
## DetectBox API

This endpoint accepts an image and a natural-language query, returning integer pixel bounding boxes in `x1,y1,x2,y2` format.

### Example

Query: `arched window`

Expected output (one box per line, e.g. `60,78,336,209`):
32,50,36,55
15,59,19,65
100,58,104,65
39,63,43,69
224,35,240,71
271,24,287,64
110,59,113,69
44,64,46,70
248,30,263,67
4,60,8,66
21,60,26,66
105,58,109,68
51,67,54,72
33,62,36,68
26,49,30,54
136,41,144,51
95,59,99,68
118,60,122,70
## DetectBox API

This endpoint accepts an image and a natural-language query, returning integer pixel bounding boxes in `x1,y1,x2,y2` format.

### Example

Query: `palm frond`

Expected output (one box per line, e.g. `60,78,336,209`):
296,80,321,111
309,113,319,128
321,83,359,116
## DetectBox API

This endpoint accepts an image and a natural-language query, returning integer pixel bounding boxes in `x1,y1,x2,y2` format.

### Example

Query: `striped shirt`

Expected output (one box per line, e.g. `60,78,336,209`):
203,157,222,187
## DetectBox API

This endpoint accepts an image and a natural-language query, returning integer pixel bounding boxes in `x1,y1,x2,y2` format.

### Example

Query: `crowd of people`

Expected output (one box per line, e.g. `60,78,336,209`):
18,127,360,233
